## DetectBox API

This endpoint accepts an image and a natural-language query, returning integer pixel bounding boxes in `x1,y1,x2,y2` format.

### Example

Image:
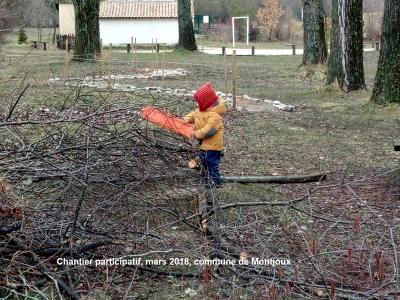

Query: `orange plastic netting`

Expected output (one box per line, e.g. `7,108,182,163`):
141,106,194,139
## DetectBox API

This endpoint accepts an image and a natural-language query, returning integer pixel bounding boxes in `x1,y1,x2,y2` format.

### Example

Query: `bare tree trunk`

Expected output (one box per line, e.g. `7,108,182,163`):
72,0,101,61
371,0,400,104
177,0,197,51
302,0,327,65
327,0,365,92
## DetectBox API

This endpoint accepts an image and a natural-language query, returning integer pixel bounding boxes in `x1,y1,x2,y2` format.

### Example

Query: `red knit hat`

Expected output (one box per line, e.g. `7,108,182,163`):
194,83,218,111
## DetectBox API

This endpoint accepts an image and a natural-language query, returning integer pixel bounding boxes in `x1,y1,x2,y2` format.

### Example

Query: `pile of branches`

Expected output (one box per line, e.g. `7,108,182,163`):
0,102,200,299
0,88,399,299
0,104,193,185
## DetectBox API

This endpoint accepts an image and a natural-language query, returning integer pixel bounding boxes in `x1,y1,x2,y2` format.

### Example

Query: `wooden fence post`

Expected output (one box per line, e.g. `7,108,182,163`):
52,27,56,45
251,46,255,56
130,38,134,71
222,46,225,55
224,50,227,94
156,44,159,72
375,41,380,51
108,43,112,89
64,54,70,80
134,38,137,70
232,50,237,111
43,42,47,51
292,44,296,55
162,45,165,87
127,43,131,53
200,56,204,82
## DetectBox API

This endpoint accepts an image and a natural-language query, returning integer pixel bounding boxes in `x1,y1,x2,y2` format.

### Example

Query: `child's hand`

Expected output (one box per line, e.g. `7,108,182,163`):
188,158,199,169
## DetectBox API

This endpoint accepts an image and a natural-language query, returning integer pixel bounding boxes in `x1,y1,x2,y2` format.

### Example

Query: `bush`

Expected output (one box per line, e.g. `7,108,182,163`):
18,27,28,44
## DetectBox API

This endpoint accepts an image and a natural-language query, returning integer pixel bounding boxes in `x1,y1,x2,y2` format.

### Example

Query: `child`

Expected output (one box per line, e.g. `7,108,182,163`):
184,83,227,188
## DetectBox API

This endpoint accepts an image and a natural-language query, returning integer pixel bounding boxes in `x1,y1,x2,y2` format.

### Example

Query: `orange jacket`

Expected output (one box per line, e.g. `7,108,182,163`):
184,99,227,151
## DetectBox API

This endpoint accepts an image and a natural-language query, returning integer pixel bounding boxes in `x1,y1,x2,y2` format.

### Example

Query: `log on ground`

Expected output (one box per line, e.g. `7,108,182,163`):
221,174,327,184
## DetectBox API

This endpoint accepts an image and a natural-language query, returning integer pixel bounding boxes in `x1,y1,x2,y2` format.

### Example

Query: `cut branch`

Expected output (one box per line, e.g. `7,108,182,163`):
221,173,327,184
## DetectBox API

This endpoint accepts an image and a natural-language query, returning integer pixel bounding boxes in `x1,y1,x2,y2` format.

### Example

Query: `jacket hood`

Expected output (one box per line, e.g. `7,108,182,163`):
208,99,227,115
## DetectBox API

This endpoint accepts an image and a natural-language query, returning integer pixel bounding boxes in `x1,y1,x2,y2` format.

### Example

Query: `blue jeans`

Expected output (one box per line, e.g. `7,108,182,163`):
199,150,222,187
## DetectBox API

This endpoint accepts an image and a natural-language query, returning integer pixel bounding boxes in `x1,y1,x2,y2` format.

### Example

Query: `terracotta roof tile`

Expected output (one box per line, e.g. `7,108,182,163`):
100,1,178,19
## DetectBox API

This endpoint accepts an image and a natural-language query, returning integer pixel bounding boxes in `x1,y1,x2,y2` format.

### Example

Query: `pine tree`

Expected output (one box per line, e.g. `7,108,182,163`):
17,27,28,44
326,0,365,92
371,0,400,104
301,0,327,65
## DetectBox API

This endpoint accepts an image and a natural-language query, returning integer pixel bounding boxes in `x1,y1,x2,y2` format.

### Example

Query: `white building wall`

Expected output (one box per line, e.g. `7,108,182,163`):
100,19,179,45
59,4,75,35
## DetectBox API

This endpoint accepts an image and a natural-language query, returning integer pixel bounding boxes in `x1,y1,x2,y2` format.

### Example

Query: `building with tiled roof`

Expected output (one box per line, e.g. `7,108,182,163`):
100,1,177,19
59,0,186,45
